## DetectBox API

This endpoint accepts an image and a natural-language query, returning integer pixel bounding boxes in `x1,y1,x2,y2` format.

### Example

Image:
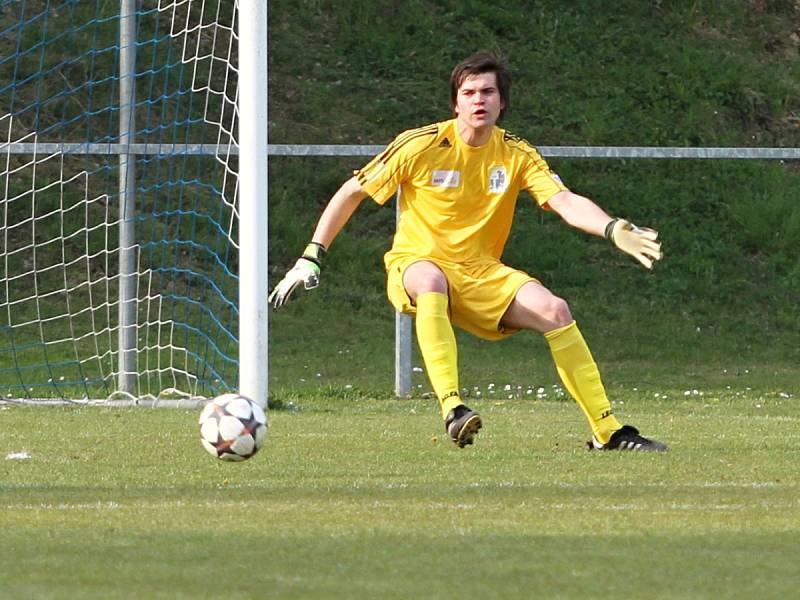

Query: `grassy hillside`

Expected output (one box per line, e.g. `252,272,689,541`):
266,1,800,398
268,0,800,146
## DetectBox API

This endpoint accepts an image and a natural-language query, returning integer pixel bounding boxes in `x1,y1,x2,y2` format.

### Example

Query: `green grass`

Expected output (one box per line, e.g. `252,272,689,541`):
2,392,799,599
269,0,800,147
3,6,799,595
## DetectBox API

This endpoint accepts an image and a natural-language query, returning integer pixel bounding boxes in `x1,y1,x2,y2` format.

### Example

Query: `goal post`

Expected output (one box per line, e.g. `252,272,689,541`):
0,1,266,406
237,0,269,408
118,0,137,395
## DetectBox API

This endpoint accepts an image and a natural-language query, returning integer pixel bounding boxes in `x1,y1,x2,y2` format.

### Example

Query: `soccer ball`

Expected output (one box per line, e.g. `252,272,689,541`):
198,393,268,461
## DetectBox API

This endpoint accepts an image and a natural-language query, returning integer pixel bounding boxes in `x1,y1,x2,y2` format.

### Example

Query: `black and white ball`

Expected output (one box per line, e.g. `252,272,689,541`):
199,393,268,461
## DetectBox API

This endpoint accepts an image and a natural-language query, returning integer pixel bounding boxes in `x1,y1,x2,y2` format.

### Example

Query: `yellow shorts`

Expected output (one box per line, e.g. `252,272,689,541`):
386,254,536,340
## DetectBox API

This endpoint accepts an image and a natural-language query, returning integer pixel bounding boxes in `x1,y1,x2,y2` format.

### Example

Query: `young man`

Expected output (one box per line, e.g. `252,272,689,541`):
270,51,667,452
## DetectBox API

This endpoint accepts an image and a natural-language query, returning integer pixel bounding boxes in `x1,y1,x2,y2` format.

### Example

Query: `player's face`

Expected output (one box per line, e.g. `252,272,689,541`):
454,72,504,131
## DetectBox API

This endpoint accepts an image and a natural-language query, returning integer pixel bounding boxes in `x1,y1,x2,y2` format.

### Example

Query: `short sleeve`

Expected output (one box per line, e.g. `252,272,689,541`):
353,124,438,205
517,143,568,206
353,151,403,205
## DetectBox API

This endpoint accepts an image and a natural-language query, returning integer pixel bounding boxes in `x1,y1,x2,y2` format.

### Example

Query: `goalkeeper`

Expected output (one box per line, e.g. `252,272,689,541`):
270,51,667,452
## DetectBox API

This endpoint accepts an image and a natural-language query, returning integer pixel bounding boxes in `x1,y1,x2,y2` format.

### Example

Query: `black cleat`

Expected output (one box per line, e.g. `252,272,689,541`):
588,425,668,452
445,405,482,448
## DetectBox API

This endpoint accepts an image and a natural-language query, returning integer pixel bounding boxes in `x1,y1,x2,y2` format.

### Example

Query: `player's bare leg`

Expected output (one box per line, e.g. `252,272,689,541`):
404,261,481,447
502,282,666,451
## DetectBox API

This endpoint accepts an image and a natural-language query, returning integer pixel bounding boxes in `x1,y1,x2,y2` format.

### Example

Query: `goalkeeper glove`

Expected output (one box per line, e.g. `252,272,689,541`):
605,218,663,269
268,242,327,309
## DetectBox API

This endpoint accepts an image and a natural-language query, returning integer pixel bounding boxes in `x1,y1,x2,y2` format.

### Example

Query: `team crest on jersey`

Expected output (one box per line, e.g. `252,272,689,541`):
431,169,461,188
488,166,508,193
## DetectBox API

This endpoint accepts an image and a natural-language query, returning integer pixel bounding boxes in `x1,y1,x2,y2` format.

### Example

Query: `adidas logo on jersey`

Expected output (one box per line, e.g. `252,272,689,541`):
438,138,451,148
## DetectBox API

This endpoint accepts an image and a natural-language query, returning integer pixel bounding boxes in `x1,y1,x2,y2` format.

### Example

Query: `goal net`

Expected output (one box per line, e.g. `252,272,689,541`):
0,0,253,404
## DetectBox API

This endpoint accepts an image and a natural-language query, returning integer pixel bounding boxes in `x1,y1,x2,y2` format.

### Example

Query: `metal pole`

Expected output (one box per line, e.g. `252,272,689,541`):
118,0,137,395
237,1,269,408
394,188,412,398
395,311,413,397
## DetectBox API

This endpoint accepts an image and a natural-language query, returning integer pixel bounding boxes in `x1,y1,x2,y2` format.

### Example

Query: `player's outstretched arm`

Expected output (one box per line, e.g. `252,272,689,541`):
269,177,368,309
546,191,663,269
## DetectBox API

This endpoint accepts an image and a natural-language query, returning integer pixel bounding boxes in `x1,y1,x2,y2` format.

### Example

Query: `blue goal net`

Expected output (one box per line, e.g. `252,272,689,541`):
0,0,242,403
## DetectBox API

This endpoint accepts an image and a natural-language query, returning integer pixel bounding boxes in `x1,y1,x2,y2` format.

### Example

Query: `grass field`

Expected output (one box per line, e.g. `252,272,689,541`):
2,3,800,597
2,389,799,599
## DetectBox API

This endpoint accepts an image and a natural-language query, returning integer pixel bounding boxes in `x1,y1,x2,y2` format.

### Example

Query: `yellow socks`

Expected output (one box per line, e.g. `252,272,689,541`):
415,297,619,440
544,321,621,444
415,292,462,419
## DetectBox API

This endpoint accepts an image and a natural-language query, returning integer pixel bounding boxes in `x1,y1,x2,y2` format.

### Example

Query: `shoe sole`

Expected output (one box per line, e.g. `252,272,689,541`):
450,414,482,448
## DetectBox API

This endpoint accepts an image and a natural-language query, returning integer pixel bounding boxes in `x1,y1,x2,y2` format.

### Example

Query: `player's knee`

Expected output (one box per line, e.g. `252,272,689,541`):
404,261,447,299
548,296,572,327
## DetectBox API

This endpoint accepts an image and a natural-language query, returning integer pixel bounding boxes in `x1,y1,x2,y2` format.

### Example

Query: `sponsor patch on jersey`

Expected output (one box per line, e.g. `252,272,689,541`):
431,169,461,188
488,165,508,193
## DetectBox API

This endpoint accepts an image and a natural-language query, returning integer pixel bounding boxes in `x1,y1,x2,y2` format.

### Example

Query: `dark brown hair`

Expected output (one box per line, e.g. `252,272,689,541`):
449,51,511,119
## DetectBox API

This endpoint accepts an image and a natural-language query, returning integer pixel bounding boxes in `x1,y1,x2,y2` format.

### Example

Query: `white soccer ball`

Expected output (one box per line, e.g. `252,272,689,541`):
198,393,268,462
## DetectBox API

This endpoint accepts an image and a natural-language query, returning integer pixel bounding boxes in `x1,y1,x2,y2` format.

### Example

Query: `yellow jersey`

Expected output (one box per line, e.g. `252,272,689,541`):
354,119,568,266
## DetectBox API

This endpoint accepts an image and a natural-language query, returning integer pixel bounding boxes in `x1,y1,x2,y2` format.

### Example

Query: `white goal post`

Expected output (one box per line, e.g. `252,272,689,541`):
236,1,269,408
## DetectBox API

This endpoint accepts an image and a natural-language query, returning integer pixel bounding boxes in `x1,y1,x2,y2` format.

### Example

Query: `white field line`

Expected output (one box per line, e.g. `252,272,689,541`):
4,491,799,514
3,501,122,510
